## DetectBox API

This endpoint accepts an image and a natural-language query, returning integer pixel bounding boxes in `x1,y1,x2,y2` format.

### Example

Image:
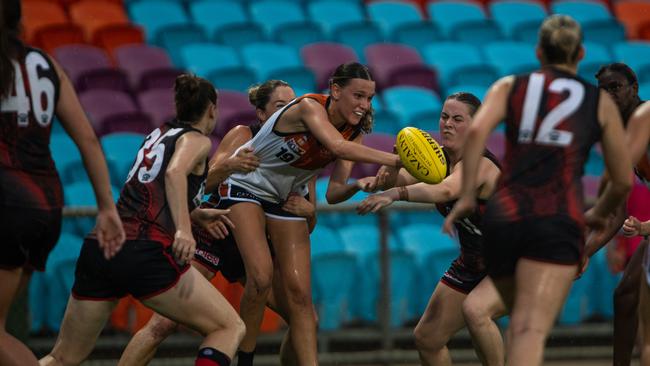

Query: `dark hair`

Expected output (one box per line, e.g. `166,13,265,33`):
1,0,22,98
329,62,375,134
446,92,482,116
538,15,583,65
248,79,291,110
595,62,638,85
174,74,217,123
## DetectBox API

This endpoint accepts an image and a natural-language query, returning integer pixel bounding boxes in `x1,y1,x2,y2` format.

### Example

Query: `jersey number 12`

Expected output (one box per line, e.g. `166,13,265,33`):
518,73,584,147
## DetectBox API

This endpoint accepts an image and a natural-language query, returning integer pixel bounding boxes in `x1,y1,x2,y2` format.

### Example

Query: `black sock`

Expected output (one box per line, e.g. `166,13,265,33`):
236,349,255,366
196,347,231,366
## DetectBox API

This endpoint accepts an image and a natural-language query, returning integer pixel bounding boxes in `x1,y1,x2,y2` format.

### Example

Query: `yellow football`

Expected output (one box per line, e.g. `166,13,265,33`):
396,127,447,184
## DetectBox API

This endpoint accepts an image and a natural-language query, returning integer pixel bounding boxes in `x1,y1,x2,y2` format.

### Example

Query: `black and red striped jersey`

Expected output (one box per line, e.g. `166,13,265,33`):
116,120,207,247
0,46,62,209
436,149,501,272
489,67,601,226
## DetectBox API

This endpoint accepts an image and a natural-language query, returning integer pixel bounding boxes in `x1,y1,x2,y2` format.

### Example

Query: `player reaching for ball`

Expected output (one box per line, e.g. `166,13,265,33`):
358,92,506,366
444,15,632,366
215,62,401,365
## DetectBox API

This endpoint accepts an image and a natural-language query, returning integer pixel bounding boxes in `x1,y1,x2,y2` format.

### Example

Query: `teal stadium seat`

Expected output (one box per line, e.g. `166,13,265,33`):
421,42,497,91
28,271,49,332
483,41,538,76
215,22,268,49
579,41,614,83
157,24,208,66
489,1,547,39
613,42,650,76
427,1,486,37
44,232,83,331
582,19,627,46
129,1,190,43
392,21,444,50
331,21,383,64
367,1,424,38
64,182,121,236
312,252,358,330
372,110,401,134
51,134,81,185
239,42,317,91
249,1,306,38
550,0,612,25
274,21,327,49
446,84,488,101
307,1,366,37
208,67,257,93
450,19,504,46
101,132,145,187
382,86,442,131
189,1,248,38
639,82,650,101
179,43,241,78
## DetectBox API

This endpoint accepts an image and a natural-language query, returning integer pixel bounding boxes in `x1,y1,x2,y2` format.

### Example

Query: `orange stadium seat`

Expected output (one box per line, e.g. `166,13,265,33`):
94,24,145,57
69,0,130,42
614,0,650,39
638,20,650,41
21,0,68,43
32,23,85,55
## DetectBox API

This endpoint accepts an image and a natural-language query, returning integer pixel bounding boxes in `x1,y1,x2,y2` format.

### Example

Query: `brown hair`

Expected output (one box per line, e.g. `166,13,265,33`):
446,92,482,116
538,15,583,65
174,74,217,123
1,0,22,98
329,62,375,134
248,79,291,110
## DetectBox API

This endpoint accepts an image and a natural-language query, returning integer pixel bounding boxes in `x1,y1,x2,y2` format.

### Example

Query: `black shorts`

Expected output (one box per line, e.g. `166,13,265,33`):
217,183,305,221
482,215,583,278
0,205,62,271
72,239,189,300
441,257,486,294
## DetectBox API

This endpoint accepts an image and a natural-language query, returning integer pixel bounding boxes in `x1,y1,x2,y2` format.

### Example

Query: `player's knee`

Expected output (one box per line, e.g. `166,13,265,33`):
508,319,546,339
245,271,273,298
462,298,489,327
283,281,312,309
414,321,447,351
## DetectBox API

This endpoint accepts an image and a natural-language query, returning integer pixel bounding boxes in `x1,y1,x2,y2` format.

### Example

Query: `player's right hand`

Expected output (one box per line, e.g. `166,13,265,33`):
357,193,394,215
230,147,259,173
172,229,196,265
95,207,125,260
622,215,643,237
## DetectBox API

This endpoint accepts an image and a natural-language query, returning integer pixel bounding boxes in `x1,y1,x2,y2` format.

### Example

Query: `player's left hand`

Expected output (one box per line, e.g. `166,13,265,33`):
282,193,315,218
357,193,394,215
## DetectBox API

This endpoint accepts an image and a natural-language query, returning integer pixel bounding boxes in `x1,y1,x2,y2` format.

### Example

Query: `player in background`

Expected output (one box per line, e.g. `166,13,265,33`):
40,75,244,366
0,1,124,365
444,15,632,366
357,92,506,366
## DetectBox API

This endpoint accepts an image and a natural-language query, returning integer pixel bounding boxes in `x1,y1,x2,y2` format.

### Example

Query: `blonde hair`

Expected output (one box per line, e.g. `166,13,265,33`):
538,15,582,65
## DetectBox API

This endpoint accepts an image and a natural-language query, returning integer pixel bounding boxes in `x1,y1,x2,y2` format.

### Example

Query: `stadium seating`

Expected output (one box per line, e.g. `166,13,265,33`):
101,132,145,187
331,21,383,64
579,41,614,82
249,0,307,38
69,0,130,42
367,1,424,38
489,1,547,39
214,22,268,49
22,0,68,43
483,41,538,76
613,41,650,76
129,0,190,43
307,1,366,36
551,1,612,25
157,24,208,66
392,21,444,50
137,88,176,127
54,45,113,87
301,42,359,90
421,42,496,91
427,1,486,37
450,19,505,46
114,44,174,90
32,23,85,55
189,1,248,38
79,89,138,132
180,43,241,78
365,43,438,92
214,91,257,138
382,86,442,130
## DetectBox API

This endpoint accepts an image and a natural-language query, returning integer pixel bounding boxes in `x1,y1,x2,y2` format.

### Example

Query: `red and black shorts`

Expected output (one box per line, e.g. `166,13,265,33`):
441,257,486,294
193,228,246,283
0,205,62,271
72,238,189,301
481,215,583,278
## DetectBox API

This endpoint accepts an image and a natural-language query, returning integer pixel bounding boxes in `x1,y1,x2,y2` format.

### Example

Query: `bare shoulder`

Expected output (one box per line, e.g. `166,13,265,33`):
491,75,515,93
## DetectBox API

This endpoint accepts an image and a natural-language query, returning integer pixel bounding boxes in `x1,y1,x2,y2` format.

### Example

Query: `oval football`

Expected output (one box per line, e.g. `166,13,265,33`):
396,127,447,184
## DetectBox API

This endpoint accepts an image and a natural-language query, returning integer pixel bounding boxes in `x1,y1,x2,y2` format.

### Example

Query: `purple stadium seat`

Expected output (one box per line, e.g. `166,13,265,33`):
137,88,175,127
214,91,257,138
75,68,130,93
79,90,137,133
97,111,156,137
301,42,359,90
114,44,174,90
356,133,396,177
365,43,438,92
54,45,112,86
137,68,184,92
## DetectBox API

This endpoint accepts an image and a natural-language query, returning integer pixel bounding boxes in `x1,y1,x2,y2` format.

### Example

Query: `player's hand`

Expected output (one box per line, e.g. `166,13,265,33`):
357,193,394,215
282,193,315,218
192,208,234,239
622,216,643,237
95,207,125,260
443,195,475,236
172,229,196,265
229,147,259,173
356,176,380,192
375,165,399,190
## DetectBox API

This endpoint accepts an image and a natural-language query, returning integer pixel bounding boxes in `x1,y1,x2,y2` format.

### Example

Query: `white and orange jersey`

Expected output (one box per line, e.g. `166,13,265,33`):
227,94,361,203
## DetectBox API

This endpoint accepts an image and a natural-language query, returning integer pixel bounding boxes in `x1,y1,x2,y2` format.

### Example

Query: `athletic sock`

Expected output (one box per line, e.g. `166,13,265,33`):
236,349,255,366
195,347,231,366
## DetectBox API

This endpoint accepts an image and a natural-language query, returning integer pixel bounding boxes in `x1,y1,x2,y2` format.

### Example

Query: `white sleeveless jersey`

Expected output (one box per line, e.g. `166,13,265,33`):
226,94,361,203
